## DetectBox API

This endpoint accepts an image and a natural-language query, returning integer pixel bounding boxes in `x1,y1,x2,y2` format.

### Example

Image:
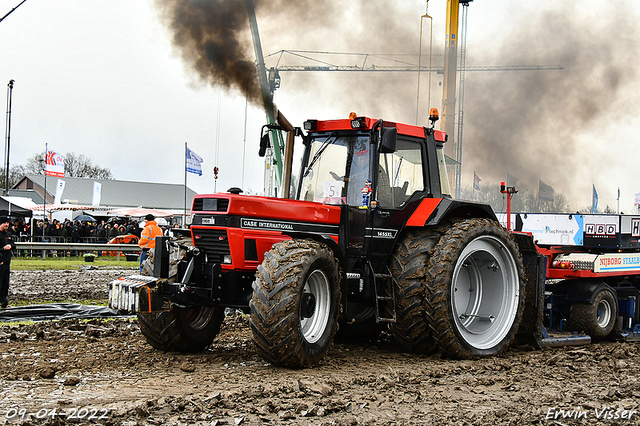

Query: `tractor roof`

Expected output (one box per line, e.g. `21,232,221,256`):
304,116,446,142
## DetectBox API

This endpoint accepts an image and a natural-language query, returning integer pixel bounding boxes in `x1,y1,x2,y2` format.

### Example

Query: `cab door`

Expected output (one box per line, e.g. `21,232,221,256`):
369,137,427,259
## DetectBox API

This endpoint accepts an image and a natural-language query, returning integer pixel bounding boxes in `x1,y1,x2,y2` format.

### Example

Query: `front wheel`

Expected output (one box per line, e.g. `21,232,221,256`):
425,218,525,358
249,239,341,368
138,305,225,352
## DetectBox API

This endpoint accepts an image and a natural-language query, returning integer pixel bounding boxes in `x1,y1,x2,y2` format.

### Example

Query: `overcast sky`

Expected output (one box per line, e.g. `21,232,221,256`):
1,0,639,212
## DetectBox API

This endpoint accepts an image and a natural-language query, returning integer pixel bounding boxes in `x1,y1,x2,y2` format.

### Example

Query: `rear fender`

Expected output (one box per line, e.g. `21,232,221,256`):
405,198,497,228
284,232,343,266
566,281,618,305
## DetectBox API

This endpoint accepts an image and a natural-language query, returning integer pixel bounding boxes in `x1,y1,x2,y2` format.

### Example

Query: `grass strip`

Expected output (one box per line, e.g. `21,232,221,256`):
11,256,138,270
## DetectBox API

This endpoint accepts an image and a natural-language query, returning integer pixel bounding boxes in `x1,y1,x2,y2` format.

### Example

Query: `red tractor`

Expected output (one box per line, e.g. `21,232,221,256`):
110,111,541,368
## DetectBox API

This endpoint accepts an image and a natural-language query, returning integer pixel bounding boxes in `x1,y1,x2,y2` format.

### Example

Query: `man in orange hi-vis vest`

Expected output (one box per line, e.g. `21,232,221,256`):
138,214,163,273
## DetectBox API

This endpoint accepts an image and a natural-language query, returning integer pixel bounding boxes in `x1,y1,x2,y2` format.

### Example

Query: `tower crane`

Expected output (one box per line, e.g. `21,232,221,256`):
248,0,563,199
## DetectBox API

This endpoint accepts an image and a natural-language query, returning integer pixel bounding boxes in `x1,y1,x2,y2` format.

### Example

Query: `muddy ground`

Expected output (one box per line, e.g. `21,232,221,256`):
1,268,640,425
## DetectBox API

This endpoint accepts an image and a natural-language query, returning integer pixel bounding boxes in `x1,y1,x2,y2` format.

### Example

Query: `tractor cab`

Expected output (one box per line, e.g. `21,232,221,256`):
297,112,450,210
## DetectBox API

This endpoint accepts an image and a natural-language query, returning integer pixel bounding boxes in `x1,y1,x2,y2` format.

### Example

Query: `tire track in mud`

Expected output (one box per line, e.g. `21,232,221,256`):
1,269,640,425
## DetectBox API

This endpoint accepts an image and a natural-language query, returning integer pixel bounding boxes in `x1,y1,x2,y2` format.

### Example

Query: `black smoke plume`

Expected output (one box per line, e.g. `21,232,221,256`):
155,0,262,104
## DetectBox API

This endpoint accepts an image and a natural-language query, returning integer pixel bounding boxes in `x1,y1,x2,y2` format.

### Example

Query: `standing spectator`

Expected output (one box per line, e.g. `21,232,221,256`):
108,223,119,239
70,221,81,256
0,216,16,308
138,214,162,274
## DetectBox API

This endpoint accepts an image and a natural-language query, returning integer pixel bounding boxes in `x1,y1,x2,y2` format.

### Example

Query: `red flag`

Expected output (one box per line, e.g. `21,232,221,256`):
45,149,64,177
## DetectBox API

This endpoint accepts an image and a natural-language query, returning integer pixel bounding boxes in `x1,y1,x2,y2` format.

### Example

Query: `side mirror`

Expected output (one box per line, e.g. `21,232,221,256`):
258,132,270,157
379,127,397,153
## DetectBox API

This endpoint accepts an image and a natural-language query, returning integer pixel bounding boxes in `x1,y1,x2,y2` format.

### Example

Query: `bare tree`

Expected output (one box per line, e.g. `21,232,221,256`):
460,181,571,214
0,165,26,190
22,152,113,179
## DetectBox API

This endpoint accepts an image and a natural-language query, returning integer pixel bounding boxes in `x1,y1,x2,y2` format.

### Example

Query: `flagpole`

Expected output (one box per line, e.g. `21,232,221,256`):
42,143,47,259
184,142,187,226
472,174,475,200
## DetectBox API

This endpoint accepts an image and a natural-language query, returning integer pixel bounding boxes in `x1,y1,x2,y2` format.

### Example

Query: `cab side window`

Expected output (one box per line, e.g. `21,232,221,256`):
378,139,424,209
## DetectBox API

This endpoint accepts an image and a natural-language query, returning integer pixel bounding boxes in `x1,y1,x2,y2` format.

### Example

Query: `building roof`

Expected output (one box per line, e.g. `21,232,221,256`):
6,189,44,205
14,175,198,210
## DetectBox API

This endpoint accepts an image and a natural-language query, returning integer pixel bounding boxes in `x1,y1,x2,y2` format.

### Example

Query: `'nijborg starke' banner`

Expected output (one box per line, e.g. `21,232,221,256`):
45,149,64,177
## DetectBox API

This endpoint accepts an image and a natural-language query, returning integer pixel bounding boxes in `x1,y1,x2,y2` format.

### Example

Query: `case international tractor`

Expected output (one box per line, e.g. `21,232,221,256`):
110,110,545,368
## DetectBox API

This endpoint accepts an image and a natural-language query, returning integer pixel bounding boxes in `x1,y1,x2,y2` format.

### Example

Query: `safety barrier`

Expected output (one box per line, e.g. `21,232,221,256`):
15,242,140,260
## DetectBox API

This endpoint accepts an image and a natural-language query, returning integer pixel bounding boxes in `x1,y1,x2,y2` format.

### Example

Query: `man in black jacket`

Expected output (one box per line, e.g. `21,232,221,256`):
0,216,16,308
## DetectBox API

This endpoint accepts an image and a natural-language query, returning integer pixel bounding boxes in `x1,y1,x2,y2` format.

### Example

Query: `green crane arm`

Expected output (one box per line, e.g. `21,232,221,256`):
245,0,285,195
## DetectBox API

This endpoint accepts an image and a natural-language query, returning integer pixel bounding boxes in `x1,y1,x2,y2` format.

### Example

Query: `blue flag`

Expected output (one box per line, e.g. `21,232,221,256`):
473,172,481,190
592,185,598,214
186,146,204,176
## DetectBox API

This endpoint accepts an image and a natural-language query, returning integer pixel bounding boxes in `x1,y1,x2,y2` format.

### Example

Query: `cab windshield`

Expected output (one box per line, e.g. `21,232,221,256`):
298,134,371,206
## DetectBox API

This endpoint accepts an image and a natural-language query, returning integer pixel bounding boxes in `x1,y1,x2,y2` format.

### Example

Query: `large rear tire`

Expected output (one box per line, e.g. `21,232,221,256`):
387,229,441,354
249,239,341,368
570,288,617,339
425,218,525,358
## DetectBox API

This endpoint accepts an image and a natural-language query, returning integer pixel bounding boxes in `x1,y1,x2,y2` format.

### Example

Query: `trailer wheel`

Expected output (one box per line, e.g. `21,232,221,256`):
138,305,225,352
426,218,524,358
570,288,617,339
249,239,341,368
386,229,441,353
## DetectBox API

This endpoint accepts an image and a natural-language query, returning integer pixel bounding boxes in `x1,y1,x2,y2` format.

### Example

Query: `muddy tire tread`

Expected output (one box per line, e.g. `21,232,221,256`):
249,239,341,368
387,228,443,353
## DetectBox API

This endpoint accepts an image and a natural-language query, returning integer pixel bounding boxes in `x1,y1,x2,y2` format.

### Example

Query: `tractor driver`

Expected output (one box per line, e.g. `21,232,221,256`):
348,142,372,206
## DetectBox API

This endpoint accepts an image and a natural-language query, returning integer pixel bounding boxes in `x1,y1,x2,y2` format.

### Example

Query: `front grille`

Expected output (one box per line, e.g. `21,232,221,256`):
192,197,229,213
192,228,231,263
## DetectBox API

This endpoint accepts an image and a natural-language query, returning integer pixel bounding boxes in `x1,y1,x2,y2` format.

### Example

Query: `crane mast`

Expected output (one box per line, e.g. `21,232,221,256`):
245,0,284,197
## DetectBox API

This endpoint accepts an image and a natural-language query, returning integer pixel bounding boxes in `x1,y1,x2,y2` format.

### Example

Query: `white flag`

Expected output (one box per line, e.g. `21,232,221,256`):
92,181,102,206
186,146,203,176
54,179,66,204
45,149,64,177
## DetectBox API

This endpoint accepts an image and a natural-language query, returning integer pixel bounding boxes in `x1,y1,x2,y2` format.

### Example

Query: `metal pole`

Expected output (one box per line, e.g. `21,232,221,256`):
0,0,27,24
416,1,433,125
242,96,248,190
184,142,187,225
4,80,14,196
42,143,47,259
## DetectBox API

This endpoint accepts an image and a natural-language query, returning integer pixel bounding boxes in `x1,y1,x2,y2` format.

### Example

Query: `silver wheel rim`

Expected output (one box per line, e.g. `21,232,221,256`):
451,235,520,350
596,298,612,328
300,269,331,344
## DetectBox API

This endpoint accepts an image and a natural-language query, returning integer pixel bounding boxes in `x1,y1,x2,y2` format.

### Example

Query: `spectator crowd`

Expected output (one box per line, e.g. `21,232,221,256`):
7,217,181,245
